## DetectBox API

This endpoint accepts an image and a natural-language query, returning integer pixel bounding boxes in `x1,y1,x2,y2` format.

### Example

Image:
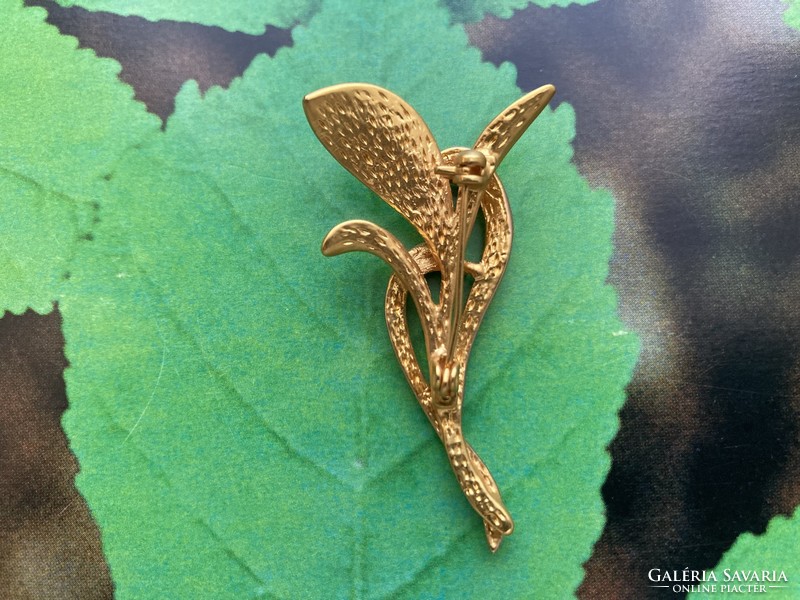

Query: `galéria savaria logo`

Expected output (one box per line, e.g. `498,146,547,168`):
648,568,791,594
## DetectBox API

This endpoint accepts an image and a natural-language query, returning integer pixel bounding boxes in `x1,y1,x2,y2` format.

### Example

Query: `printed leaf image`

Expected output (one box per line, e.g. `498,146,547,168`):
6,0,800,597
688,512,800,598
59,0,637,595
0,1,158,315
0,0,636,597
785,0,800,31
50,0,600,31
52,0,320,33
444,0,599,24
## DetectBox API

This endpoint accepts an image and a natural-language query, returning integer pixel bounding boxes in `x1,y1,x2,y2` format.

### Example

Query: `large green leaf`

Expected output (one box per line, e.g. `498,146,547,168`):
689,512,800,598
51,0,599,32
785,0,800,31
0,1,158,314
47,0,636,596
52,0,320,33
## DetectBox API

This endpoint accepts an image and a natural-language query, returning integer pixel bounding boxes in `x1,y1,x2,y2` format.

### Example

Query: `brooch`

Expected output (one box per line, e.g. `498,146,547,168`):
304,82,555,551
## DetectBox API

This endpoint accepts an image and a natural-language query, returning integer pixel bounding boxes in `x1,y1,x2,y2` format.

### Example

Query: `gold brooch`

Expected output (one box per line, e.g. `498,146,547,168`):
304,83,555,551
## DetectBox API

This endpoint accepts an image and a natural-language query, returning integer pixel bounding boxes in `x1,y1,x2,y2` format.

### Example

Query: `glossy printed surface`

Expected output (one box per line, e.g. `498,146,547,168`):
0,0,643,596
7,0,797,598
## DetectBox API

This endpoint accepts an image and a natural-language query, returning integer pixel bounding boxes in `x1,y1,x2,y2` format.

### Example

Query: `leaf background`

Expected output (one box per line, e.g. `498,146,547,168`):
60,0,635,597
0,0,159,314
51,0,320,32
49,0,599,31
3,0,800,598
3,0,637,597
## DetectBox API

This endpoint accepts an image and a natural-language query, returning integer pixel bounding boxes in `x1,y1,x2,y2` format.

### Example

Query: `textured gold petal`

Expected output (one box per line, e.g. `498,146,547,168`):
304,83,454,257
473,84,556,168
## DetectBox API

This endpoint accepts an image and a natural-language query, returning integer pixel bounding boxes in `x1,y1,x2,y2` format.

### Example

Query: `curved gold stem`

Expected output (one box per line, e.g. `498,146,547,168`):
308,82,553,552
384,164,514,550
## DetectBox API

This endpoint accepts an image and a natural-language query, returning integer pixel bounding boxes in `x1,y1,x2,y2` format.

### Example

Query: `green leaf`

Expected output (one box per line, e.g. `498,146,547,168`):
52,0,321,33
50,0,599,32
445,0,599,23
785,0,800,31
0,1,159,314
58,0,637,597
688,513,800,598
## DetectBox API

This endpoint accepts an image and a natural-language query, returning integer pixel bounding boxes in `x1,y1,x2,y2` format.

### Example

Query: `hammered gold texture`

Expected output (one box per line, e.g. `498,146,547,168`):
440,411,513,537
305,83,554,551
384,178,509,414
474,84,555,165
454,175,512,367
304,83,455,258
466,84,554,231
384,177,513,548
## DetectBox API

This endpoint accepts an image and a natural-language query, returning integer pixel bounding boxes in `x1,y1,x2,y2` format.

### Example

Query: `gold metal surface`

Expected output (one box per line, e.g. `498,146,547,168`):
304,82,555,551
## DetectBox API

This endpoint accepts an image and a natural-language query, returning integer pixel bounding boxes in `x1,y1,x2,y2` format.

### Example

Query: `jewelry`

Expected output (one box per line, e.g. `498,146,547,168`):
304,83,555,551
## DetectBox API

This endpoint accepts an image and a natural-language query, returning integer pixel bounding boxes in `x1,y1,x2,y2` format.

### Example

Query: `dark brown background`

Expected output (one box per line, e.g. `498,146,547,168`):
3,0,799,597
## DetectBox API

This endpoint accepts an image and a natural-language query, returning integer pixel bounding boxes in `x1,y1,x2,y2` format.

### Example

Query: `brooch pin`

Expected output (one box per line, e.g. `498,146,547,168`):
304,82,555,551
